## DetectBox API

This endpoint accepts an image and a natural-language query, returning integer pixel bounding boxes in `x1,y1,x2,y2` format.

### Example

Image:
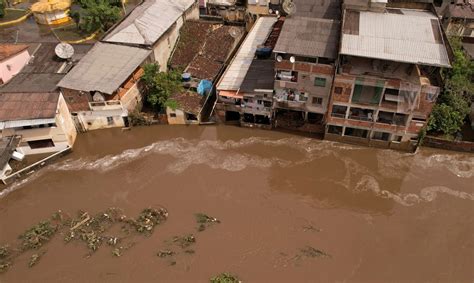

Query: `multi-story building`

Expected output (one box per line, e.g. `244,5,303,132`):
325,1,452,151
272,16,341,134
215,16,278,123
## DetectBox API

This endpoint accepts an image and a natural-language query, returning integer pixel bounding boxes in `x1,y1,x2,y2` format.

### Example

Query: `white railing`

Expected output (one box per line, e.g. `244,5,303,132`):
89,100,123,111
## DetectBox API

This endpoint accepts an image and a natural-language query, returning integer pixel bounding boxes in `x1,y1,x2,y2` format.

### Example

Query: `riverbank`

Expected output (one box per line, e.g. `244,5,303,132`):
0,125,473,281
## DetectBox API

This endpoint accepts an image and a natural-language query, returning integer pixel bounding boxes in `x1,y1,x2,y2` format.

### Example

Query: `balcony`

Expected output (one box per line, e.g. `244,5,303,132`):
89,100,123,111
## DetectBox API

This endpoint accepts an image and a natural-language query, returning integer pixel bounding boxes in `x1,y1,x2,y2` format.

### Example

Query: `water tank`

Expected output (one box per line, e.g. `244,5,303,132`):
12,150,25,161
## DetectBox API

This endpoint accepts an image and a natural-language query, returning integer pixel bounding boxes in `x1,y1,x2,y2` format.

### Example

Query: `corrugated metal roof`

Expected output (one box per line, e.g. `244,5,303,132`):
340,9,451,67
217,17,277,91
57,42,151,95
292,0,341,20
240,59,275,92
104,0,195,46
0,73,64,93
274,17,340,59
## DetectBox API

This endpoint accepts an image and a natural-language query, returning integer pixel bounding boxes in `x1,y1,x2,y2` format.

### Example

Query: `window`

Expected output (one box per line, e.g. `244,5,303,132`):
328,125,343,135
352,79,384,105
257,100,263,105
393,135,403,142
312,97,323,105
344,127,369,138
331,105,347,118
107,117,114,125
169,113,177,118
372,131,390,141
263,101,272,107
28,139,55,149
334,87,343,95
314,77,326,87
348,107,374,121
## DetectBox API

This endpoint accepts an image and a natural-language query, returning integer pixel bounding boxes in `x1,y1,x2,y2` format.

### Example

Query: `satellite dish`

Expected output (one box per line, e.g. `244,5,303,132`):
289,56,296,63
229,27,242,38
276,55,283,62
55,43,75,60
282,0,295,15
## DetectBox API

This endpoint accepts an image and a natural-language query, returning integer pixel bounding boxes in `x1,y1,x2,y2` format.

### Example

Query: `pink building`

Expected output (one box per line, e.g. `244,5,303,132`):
0,44,30,85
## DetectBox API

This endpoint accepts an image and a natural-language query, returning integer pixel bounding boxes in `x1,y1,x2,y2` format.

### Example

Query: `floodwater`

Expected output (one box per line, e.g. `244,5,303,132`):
0,125,473,282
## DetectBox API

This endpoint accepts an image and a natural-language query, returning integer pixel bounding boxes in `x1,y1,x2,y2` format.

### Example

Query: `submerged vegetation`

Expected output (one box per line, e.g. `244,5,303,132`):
0,207,168,273
210,273,241,283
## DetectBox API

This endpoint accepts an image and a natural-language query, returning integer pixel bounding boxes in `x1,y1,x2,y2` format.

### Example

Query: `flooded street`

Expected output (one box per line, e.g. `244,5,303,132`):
0,125,473,282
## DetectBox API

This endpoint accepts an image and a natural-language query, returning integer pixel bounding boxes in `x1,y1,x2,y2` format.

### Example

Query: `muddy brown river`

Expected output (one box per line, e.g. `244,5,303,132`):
0,125,473,282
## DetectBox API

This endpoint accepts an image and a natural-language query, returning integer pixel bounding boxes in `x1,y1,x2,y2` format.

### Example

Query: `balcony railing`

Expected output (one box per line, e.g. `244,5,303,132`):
89,100,123,111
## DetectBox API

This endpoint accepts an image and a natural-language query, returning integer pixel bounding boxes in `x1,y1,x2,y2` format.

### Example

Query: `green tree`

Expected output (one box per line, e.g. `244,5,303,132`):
0,0,5,19
444,36,474,102
141,63,183,111
71,0,121,33
428,91,470,136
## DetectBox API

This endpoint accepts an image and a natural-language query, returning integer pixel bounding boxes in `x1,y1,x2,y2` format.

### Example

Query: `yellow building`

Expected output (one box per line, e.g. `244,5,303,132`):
31,0,71,25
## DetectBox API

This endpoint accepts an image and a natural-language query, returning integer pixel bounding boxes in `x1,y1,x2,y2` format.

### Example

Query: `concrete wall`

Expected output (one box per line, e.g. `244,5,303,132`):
120,82,142,111
0,49,29,85
166,107,199,125
76,110,126,131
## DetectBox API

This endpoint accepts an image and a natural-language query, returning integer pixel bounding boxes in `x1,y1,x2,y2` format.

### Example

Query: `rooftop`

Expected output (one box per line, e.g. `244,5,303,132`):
170,91,204,115
21,43,93,74
57,42,151,95
103,0,195,46
240,59,275,92
274,17,340,59
292,0,342,20
0,92,59,122
170,21,244,81
341,8,451,68
0,73,64,93
217,16,277,91
447,1,474,19
0,44,29,62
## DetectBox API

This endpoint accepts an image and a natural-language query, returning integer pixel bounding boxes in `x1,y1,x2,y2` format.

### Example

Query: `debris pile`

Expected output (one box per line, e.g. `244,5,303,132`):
0,206,169,274
19,221,58,250
195,213,220,232
300,246,331,259
210,272,241,283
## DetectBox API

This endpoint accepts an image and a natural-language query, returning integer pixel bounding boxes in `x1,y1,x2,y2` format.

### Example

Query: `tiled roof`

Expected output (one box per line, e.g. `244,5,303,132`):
0,44,29,62
0,92,58,121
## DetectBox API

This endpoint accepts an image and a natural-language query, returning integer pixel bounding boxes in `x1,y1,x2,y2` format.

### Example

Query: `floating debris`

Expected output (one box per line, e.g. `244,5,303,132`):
173,234,196,249
184,249,195,254
210,272,241,283
0,245,10,259
19,221,57,250
157,250,174,258
0,262,11,273
28,253,43,268
195,213,220,232
127,208,169,235
112,248,121,257
169,261,176,266
300,246,331,258
302,225,321,232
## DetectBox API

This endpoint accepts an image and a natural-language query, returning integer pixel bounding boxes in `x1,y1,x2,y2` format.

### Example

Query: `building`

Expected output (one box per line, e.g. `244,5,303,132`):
215,16,278,123
272,15,340,133
30,0,72,25
325,2,452,151
0,43,91,155
440,0,474,38
167,20,244,124
0,44,30,85
204,0,246,22
102,0,199,72
0,91,77,155
59,0,200,131
58,42,152,131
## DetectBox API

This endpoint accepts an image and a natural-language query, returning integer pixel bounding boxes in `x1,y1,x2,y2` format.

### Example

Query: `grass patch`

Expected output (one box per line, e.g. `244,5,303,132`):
0,9,28,23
